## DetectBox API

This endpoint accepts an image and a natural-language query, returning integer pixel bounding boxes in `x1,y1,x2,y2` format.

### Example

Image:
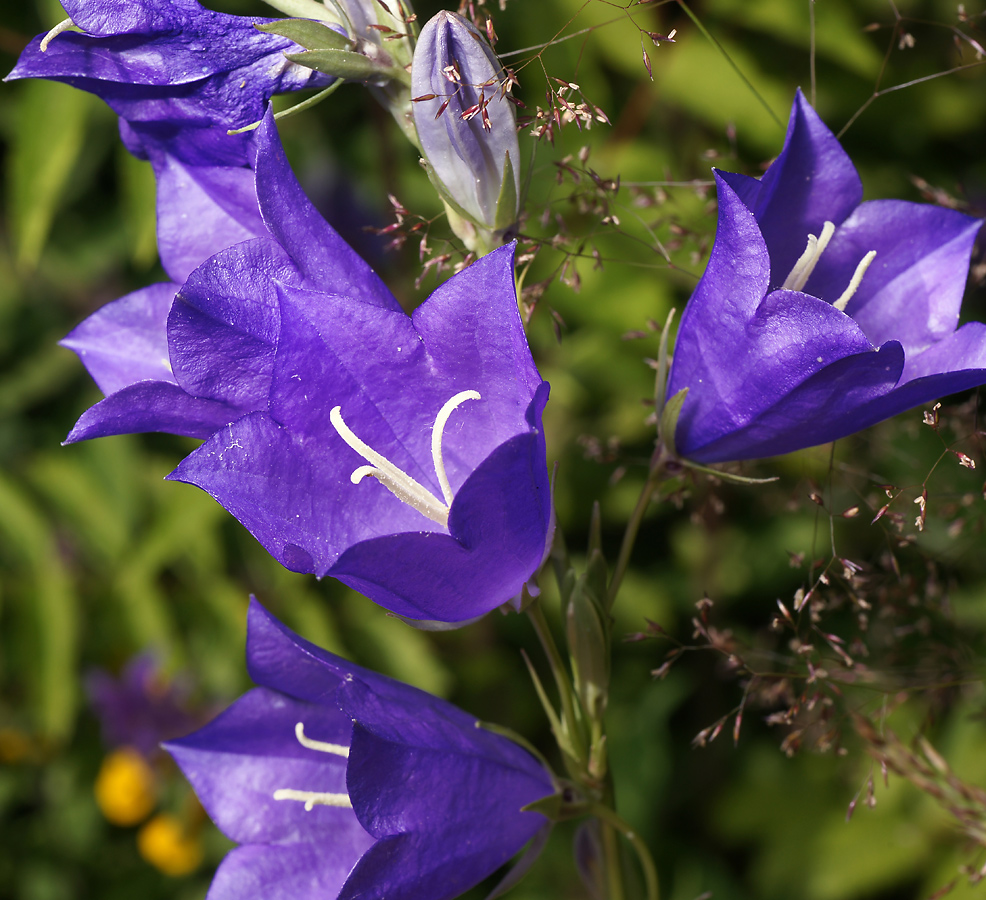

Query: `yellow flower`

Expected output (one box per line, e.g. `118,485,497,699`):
93,747,156,826
137,813,203,877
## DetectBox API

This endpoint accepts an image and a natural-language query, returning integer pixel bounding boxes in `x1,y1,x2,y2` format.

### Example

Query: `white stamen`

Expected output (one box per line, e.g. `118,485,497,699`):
330,390,482,528
330,406,449,526
432,391,482,506
40,17,75,52
832,250,877,312
781,220,836,291
272,789,352,811
294,721,349,758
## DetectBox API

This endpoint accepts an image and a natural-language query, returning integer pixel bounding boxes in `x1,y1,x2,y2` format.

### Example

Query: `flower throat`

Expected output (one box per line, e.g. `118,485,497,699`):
780,220,876,312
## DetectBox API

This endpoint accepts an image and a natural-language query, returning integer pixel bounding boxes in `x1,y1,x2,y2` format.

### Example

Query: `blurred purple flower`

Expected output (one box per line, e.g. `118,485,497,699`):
668,90,985,463
5,0,331,165
165,599,554,900
64,110,551,624
87,655,197,757
411,11,519,234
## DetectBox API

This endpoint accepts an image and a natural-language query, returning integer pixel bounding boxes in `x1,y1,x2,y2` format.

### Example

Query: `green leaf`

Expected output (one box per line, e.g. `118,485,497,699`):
9,81,96,271
0,474,78,741
256,19,352,52
285,49,383,82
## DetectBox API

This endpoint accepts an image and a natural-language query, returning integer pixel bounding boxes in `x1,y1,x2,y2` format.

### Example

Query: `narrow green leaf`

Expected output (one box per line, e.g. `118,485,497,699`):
9,81,96,270
256,19,352,52
285,49,383,81
0,474,78,741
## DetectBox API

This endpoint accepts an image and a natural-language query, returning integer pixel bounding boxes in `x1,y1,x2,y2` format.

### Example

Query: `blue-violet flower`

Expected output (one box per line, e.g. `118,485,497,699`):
667,90,985,463
165,598,554,900
5,0,331,165
411,11,519,239
64,110,552,624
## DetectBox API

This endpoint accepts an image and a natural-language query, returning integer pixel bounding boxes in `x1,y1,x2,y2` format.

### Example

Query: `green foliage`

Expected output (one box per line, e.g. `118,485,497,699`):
2,1,986,898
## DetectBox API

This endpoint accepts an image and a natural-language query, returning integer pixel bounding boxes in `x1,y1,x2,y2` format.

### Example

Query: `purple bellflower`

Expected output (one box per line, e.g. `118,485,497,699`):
63,109,552,624
5,0,331,166
165,598,555,900
667,90,985,463
87,654,198,758
411,11,520,245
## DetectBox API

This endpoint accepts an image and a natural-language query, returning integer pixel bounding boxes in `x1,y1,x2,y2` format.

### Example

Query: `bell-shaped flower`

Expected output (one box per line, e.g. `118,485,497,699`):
411,11,520,242
165,598,555,900
5,0,332,165
62,109,394,444
64,109,551,624
667,90,985,463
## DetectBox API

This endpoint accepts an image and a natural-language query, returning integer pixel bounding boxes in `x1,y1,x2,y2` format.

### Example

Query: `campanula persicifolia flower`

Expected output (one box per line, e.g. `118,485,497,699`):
87,655,197,758
667,90,985,463
165,599,555,900
411,11,520,247
5,0,331,165
65,110,552,624
62,109,392,443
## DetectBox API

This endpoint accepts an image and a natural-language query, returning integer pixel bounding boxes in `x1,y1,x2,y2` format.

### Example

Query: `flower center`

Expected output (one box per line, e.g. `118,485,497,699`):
780,220,877,313
272,721,352,812
329,389,482,528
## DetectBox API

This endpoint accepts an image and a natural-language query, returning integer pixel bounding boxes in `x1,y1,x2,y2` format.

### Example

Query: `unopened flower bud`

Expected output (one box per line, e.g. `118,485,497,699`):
411,11,520,250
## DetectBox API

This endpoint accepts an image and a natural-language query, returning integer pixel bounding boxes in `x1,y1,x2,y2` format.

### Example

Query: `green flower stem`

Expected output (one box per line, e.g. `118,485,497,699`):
600,795,627,900
588,798,660,900
525,600,585,767
605,472,660,609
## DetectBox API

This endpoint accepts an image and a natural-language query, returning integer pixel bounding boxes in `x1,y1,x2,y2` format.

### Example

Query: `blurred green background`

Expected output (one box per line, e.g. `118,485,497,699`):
2,1,986,898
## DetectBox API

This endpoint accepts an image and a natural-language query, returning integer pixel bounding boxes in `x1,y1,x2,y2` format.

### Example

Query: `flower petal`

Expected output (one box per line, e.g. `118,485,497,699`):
806,200,983,352
253,111,399,307
207,843,366,900
60,283,177,396
689,341,905,462
165,687,362,845
749,90,862,288
65,381,240,443
152,152,266,284
169,239,288,410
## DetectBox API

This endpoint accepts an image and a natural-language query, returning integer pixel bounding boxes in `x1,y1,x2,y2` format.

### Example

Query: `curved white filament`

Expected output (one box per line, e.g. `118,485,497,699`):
294,721,349,758
330,390,482,528
272,789,352,811
432,390,482,506
832,250,877,312
782,221,835,292
330,406,450,526
41,17,75,52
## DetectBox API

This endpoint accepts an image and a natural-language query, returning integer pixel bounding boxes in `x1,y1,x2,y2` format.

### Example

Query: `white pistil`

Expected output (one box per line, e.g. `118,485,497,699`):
330,390,482,528
272,789,352,811
294,721,349,758
432,390,482,506
782,221,836,291
832,250,877,312
40,17,75,52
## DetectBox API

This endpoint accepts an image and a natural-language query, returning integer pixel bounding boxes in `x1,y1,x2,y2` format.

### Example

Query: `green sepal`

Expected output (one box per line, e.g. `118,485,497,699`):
654,305,677,418
285,49,384,82
256,19,352,51
493,149,519,233
658,386,688,457
521,787,588,822
567,573,611,723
